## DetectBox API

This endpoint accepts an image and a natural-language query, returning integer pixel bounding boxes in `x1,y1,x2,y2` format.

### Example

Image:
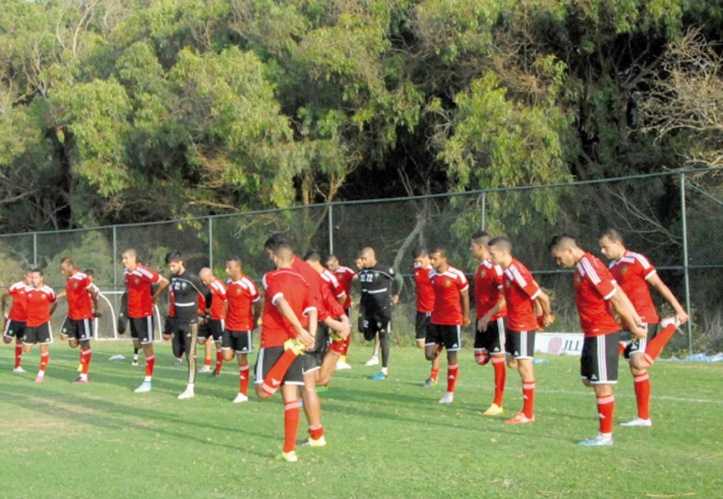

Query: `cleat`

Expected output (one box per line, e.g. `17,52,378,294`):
131,359,139,367
315,385,329,393
277,450,298,463
198,365,212,373
504,412,535,425
283,338,306,356
73,376,88,384
422,378,438,387
300,436,327,447
439,392,454,404
76,363,83,373
620,417,652,427
13,366,27,373
178,388,195,400
335,360,352,370
371,371,387,381
210,370,220,378
232,393,249,403
34,375,45,383
364,356,379,367
577,433,613,446
133,381,152,394
481,403,504,416
174,358,183,366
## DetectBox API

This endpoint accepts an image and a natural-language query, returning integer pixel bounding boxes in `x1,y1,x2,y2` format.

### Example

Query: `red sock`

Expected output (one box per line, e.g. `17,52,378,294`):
522,380,535,418
262,349,297,396
145,355,155,377
430,366,440,382
644,323,677,364
215,350,223,373
492,355,506,407
308,424,324,440
239,364,250,396
618,343,626,356
341,337,350,356
40,352,49,373
447,363,459,393
81,348,92,375
474,349,490,366
283,400,301,453
14,344,22,369
204,357,212,367
634,372,651,420
597,394,615,434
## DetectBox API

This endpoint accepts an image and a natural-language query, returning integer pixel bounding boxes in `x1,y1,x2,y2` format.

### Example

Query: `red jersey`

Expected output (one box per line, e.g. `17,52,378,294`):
321,268,346,305
502,259,541,332
474,259,506,320
26,285,56,328
414,263,435,313
167,289,175,318
65,271,94,320
206,278,227,320
261,268,313,348
7,281,31,322
333,266,357,309
226,276,260,332
291,256,327,321
608,251,659,324
124,265,163,319
430,265,469,326
575,253,621,337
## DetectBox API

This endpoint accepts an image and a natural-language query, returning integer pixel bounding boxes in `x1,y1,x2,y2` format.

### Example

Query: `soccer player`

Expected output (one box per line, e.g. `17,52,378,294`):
425,248,470,404
413,248,440,387
488,237,553,424
550,235,648,445
58,258,99,383
255,244,316,463
166,251,211,400
326,254,358,370
123,249,169,394
2,270,33,373
470,230,508,415
599,229,689,427
355,253,380,367
199,267,228,377
220,258,261,403
358,247,403,380
23,269,57,382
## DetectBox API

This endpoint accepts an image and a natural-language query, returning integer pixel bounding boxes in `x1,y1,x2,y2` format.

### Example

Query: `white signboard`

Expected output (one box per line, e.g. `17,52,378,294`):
534,333,585,356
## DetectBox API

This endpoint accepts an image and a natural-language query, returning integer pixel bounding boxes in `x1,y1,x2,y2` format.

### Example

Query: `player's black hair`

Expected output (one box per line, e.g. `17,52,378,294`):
430,247,448,258
165,250,183,264
414,247,429,258
471,230,490,243
60,256,73,266
227,256,242,266
548,234,578,252
264,233,293,251
30,268,43,276
303,250,322,262
84,268,95,277
488,236,511,251
601,228,624,243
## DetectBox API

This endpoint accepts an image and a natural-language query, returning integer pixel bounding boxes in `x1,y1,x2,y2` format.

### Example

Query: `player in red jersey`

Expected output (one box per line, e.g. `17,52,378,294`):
326,254,358,370
255,244,316,462
122,249,169,394
2,270,33,373
551,235,648,445
58,257,99,383
488,237,553,424
23,269,57,383
199,267,230,378
470,231,508,416
425,248,470,404
599,229,689,427
413,248,441,387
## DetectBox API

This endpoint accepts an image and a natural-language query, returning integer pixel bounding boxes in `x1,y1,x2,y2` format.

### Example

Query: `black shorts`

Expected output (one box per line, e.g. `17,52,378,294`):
360,311,391,342
130,316,155,345
222,329,253,354
415,312,432,341
199,319,224,342
163,316,174,335
623,324,658,359
61,317,93,342
425,324,462,352
254,346,303,386
505,329,535,359
302,323,329,375
24,322,53,345
474,317,505,354
3,319,26,340
581,332,620,384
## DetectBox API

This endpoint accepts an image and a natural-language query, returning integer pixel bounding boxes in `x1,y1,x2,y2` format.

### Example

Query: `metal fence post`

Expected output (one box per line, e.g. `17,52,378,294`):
33,233,37,267
328,204,334,256
208,217,213,269
112,226,118,293
481,191,487,230
680,172,693,355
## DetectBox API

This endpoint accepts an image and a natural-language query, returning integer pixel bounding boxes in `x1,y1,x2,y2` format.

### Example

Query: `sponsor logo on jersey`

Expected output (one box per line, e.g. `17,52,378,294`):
622,266,629,274
445,278,452,287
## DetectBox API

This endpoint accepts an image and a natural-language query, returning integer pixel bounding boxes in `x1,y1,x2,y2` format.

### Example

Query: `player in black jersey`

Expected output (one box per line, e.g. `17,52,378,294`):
358,247,403,380
166,251,211,400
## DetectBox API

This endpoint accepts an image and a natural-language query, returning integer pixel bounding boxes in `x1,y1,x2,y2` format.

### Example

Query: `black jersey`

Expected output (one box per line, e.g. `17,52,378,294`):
169,270,210,324
359,263,403,311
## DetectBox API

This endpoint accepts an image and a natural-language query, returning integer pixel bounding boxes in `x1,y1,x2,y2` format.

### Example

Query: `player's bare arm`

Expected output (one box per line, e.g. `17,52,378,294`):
609,289,647,339
252,301,262,329
461,288,471,327
152,275,170,304
648,274,689,325
478,295,506,332
535,290,554,327
325,314,351,339
274,296,315,349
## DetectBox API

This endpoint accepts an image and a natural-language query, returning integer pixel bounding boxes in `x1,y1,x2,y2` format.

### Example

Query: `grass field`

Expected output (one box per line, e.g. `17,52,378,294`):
0,340,720,498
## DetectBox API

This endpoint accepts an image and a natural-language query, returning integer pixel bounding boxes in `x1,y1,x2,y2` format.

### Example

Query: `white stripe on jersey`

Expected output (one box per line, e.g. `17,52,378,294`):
509,265,528,288
580,257,602,285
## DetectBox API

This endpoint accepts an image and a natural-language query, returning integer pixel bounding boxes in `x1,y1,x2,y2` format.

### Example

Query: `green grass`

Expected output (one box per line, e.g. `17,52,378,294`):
0,340,720,498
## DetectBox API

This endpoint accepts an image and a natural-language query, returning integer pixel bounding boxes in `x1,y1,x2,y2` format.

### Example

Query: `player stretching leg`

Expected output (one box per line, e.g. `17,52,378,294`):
2,270,33,373
199,267,230,378
413,249,441,387
326,255,358,370
23,270,57,383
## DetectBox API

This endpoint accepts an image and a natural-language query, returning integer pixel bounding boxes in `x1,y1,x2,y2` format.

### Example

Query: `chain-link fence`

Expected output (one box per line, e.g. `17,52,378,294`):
1,168,720,352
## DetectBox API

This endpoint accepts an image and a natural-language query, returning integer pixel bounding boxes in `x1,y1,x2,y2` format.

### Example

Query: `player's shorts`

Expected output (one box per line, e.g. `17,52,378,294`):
163,316,174,335
505,329,535,359
23,322,53,345
415,311,432,341
581,332,620,384
474,317,505,354
254,346,303,386
3,319,26,340
425,324,462,352
60,317,93,342
623,323,658,359
302,323,329,375
129,316,155,345
198,319,224,342
360,311,391,342
222,329,253,354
